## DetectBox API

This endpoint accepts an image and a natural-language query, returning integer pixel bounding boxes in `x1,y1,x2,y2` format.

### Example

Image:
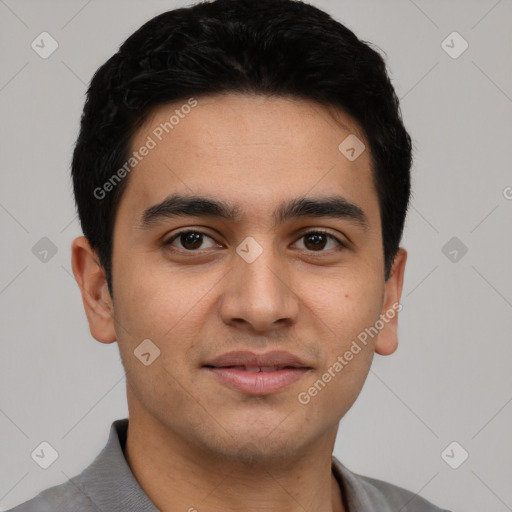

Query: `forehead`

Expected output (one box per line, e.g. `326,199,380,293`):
116,93,379,229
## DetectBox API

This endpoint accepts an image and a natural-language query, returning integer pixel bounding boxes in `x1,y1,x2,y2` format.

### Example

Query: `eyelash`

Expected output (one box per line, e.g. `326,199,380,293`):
163,229,347,254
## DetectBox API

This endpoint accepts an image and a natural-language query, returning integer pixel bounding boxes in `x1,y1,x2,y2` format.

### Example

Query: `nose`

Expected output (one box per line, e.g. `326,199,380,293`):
219,241,300,334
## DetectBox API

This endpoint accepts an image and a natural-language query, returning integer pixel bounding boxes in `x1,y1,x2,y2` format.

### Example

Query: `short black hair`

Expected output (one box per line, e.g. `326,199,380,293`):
71,0,412,297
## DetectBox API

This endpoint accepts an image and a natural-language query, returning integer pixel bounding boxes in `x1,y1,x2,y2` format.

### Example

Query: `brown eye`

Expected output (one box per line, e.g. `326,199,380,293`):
303,232,328,251
164,230,217,251
295,230,345,252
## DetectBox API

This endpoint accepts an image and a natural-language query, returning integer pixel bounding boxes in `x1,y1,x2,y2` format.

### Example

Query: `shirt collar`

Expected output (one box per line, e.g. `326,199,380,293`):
332,454,379,511
75,418,158,511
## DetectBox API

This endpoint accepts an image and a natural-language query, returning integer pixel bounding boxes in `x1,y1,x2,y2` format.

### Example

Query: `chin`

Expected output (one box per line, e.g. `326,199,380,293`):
209,428,308,465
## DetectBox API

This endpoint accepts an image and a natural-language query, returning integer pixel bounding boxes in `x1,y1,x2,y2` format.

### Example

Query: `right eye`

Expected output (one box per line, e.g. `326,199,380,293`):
163,230,220,252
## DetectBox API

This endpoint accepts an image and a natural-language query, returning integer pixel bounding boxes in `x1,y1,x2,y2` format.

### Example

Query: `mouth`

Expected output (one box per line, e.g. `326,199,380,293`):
202,350,313,395
203,365,303,372
203,362,311,395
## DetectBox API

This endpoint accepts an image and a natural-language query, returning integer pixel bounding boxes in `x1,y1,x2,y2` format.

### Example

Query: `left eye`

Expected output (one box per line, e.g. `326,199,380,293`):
163,230,344,252
294,231,344,252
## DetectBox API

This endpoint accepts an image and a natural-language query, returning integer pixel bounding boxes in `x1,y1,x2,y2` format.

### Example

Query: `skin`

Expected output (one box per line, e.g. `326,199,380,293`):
71,93,407,512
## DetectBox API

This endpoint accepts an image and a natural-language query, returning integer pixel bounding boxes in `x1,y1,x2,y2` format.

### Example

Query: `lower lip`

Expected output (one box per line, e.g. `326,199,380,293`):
204,367,310,395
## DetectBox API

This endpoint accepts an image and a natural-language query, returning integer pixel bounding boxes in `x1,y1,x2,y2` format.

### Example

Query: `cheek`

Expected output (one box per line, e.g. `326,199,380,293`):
113,261,201,398
112,256,227,374
304,267,383,345
296,269,382,404
315,274,383,409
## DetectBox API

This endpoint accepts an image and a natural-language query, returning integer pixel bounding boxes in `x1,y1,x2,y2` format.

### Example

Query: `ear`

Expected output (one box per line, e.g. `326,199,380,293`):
71,236,116,344
374,247,407,356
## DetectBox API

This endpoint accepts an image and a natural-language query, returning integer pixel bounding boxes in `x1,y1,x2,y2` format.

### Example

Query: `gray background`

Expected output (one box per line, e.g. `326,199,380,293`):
1,1,511,511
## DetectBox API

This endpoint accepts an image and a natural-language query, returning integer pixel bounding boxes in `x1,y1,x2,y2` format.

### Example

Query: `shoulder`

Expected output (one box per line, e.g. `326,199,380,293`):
332,457,452,512
4,478,98,512
5,418,130,512
356,473,451,512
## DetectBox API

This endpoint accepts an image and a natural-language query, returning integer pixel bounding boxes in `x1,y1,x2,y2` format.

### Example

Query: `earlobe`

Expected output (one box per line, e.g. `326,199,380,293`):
374,247,407,356
71,236,117,344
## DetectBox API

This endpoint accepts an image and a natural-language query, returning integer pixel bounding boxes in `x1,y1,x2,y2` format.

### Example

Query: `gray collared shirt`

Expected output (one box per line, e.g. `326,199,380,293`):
7,418,451,512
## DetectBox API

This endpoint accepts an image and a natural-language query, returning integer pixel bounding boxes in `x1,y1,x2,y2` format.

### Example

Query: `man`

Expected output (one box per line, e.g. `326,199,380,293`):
8,0,451,510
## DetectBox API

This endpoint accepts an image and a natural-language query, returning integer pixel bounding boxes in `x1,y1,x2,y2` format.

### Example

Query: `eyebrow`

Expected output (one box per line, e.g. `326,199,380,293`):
139,193,369,231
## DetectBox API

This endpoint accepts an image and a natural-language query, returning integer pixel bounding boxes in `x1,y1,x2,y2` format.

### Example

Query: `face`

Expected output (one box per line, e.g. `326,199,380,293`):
73,93,406,463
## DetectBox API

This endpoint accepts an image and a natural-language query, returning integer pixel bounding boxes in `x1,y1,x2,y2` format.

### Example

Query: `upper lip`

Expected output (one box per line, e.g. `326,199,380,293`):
203,350,311,369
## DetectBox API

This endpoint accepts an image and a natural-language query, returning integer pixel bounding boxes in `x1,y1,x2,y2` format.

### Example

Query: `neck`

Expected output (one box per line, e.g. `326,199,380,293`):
124,413,345,512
